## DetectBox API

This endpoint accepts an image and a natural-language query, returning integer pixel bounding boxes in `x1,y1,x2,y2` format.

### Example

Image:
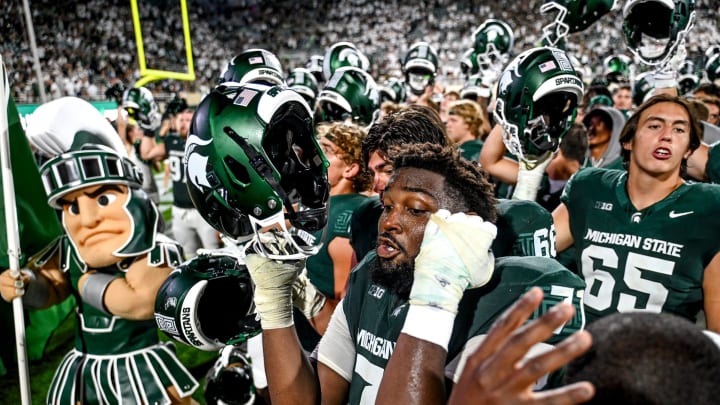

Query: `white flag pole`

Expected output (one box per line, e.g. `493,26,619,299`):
0,56,32,405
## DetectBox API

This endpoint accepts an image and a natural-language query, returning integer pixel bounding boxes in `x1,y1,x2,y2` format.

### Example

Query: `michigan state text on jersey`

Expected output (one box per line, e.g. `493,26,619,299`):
560,167,720,325
318,252,585,404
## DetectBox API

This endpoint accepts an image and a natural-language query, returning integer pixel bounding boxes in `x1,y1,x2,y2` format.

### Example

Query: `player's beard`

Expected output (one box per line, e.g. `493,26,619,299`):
370,256,414,301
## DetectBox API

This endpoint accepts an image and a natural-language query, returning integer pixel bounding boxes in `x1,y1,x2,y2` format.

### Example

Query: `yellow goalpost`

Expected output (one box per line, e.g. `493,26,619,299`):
129,0,195,87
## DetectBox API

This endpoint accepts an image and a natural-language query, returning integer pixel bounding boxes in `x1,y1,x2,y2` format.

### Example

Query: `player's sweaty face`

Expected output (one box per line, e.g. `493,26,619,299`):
376,167,444,269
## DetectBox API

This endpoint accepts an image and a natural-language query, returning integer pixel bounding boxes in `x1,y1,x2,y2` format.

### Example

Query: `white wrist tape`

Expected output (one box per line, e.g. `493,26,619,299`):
401,305,456,351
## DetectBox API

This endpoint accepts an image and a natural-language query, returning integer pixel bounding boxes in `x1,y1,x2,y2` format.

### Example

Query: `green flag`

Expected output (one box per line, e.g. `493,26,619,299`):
0,92,63,269
0,65,69,374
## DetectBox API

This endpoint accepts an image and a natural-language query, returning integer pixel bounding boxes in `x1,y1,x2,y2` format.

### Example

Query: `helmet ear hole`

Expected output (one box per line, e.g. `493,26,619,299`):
225,156,251,186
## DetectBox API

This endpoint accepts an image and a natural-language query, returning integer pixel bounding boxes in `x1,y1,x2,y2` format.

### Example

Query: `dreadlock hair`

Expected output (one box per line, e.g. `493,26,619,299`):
362,104,450,167
387,143,497,223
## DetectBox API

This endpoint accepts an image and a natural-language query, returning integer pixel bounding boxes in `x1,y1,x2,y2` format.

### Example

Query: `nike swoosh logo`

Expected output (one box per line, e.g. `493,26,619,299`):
669,210,694,218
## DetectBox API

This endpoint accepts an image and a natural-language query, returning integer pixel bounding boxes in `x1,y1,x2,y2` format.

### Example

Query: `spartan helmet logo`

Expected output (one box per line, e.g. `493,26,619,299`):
338,48,361,67
185,134,213,192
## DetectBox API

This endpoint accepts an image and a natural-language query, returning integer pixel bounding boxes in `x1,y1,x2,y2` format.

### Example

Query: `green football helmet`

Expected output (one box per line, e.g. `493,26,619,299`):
378,77,407,104
402,41,439,95
677,59,700,95
540,0,618,46
633,71,655,106
623,0,696,67
122,86,161,131
186,83,329,258
154,252,260,351
314,66,380,127
286,67,319,108
494,47,584,164
706,53,720,83
218,49,284,86
603,54,632,84
460,48,480,80
322,42,370,82
472,19,514,72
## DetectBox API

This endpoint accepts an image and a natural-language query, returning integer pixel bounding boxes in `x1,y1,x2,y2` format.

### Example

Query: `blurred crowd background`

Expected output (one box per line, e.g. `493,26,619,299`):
2,0,719,104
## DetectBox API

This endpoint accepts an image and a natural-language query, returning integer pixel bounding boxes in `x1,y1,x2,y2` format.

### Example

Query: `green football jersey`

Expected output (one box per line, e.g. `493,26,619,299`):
561,168,720,324
458,139,484,162
340,253,585,404
164,133,194,208
493,199,556,258
303,193,369,298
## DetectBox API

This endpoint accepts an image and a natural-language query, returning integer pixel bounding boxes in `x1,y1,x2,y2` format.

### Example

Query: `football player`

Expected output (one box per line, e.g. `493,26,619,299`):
0,97,197,404
245,143,587,404
553,94,720,331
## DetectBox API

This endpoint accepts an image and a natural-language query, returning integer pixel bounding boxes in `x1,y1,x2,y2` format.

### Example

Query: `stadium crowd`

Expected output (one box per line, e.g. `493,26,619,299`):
3,0,718,104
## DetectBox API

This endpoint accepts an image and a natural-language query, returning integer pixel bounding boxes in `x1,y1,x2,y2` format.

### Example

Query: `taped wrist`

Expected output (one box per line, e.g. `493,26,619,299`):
81,273,117,315
401,305,455,351
653,70,677,90
245,255,302,329
254,283,295,329
292,273,327,319
21,270,49,308
513,160,548,201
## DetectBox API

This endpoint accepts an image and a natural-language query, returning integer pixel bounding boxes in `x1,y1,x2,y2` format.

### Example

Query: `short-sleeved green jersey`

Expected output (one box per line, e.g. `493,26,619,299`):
303,193,369,298
493,199,556,258
164,133,194,208
561,168,720,324
459,139,483,162
339,253,585,404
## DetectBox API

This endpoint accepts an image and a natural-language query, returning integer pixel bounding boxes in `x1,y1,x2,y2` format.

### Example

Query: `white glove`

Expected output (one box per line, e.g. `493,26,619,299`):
512,155,552,201
292,268,327,319
245,254,304,329
480,68,500,89
410,210,497,314
654,40,687,90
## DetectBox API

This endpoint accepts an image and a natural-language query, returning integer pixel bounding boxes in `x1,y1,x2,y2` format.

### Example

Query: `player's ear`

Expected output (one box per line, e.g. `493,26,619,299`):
344,162,360,179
